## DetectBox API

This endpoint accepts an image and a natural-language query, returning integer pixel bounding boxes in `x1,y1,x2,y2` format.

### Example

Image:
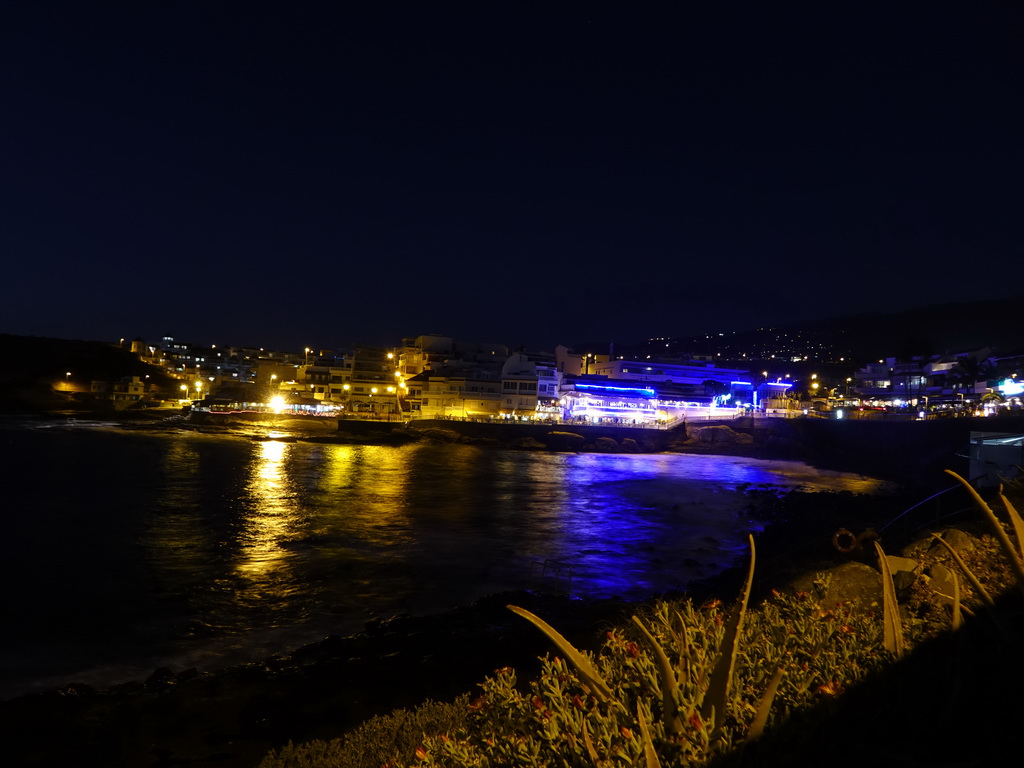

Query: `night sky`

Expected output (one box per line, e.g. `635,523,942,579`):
3,2,1022,353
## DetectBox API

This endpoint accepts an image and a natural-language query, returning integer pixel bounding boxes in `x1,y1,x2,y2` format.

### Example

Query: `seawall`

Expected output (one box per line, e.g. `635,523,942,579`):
400,418,678,452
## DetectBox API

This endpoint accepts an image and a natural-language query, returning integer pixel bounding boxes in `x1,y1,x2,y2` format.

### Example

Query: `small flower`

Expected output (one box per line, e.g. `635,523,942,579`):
572,694,587,710
839,624,855,634
532,695,545,710
625,641,641,658
414,745,427,761
816,681,843,697
688,712,704,730
620,727,634,739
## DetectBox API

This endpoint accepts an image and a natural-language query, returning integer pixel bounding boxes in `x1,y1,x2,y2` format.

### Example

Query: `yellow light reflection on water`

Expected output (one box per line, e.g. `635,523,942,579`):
315,444,413,548
237,439,297,577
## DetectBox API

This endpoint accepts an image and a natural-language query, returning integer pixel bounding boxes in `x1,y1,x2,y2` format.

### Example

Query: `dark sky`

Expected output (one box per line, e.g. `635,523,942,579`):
2,2,1022,352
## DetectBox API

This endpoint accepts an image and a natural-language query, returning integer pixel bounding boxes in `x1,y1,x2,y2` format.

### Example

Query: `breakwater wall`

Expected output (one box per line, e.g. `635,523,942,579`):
398,419,679,452
404,415,1024,488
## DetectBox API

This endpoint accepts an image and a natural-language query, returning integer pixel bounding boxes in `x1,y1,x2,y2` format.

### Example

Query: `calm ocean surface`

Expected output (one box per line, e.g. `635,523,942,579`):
0,415,888,698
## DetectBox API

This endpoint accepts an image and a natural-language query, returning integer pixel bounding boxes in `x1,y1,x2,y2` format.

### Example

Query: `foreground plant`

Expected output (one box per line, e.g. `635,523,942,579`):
943,470,1024,596
406,537,889,767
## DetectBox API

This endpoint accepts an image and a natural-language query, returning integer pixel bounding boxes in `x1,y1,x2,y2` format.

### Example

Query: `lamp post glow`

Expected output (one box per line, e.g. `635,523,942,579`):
180,383,188,401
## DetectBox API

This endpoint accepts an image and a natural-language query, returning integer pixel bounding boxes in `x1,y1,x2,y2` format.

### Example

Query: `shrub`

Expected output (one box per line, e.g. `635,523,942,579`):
258,696,471,768
404,542,893,767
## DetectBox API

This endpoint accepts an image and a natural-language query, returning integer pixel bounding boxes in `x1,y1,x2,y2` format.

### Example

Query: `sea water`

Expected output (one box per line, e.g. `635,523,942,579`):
0,415,889,698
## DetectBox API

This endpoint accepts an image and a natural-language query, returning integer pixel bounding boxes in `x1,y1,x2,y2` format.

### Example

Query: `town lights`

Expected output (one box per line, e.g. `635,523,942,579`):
270,396,285,414
180,383,188,399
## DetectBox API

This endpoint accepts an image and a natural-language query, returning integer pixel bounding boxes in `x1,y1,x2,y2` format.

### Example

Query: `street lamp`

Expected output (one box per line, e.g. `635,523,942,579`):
180,383,188,401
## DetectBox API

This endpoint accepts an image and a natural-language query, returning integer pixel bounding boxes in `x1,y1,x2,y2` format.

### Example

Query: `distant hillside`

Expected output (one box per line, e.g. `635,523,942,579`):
0,334,174,388
615,296,1023,364
810,296,1024,359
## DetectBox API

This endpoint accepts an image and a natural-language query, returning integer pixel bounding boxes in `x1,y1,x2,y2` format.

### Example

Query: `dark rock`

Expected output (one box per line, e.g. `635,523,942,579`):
542,431,586,451
509,436,546,450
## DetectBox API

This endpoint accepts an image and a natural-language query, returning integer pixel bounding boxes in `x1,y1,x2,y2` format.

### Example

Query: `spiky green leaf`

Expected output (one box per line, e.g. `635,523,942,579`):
637,704,663,768
632,615,682,733
874,541,905,657
700,534,756,733
507,604,615,701
746,665,785,743
945,470,1024,596
998,485,1024,562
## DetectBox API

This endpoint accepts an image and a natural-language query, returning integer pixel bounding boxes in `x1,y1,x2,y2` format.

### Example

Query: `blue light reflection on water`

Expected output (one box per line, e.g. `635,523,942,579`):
0,420,887,697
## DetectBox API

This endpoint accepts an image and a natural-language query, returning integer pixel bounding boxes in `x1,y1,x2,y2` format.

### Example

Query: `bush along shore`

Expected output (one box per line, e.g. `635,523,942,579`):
4,473,1022,767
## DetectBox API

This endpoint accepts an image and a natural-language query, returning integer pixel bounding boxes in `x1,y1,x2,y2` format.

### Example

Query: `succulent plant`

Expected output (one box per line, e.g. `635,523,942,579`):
401,536,890,767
